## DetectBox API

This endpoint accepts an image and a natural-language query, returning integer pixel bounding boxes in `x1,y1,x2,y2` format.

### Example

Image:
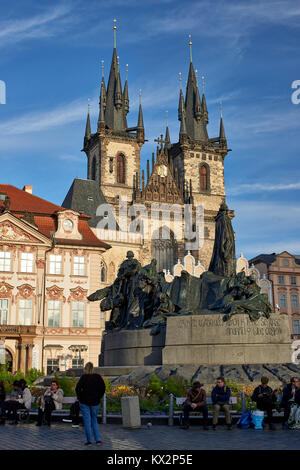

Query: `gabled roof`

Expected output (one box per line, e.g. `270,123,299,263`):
249,253,277,266
0,184,110,249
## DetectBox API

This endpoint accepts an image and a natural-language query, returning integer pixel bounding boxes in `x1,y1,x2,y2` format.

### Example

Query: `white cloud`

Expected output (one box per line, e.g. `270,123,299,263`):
0,3,73,48
229,181,300,196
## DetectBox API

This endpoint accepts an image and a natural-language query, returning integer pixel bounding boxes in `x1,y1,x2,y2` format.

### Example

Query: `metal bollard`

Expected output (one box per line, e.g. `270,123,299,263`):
168,393,174,426
102,392,107,424
241,391,246,413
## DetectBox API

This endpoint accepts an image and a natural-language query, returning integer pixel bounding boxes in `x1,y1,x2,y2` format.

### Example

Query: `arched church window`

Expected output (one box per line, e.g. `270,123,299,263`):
200,164,209,191
100,260,107,283
117,154,125,184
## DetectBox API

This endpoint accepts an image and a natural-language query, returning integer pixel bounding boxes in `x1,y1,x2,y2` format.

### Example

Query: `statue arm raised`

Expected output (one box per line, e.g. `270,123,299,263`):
87,286,110,302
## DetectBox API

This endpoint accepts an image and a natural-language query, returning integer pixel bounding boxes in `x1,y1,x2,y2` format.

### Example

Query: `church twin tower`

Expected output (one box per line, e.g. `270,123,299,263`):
82,28,230,271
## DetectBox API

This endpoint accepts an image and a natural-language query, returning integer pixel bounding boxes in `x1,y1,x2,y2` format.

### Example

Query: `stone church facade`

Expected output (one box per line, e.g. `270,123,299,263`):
63,34,232,288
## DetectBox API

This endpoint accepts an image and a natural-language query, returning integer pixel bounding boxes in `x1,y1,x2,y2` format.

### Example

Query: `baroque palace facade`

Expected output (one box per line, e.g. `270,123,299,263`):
63,32,232,286
0,185,110,373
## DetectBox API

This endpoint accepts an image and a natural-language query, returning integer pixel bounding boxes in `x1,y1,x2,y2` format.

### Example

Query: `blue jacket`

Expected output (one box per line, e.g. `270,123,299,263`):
211,385,231,404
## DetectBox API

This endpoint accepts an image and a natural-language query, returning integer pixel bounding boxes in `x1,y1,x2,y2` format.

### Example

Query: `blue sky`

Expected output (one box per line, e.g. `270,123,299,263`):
0,0,300,259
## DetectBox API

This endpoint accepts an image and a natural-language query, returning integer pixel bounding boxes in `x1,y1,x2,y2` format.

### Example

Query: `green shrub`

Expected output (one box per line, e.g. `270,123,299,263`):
164,374,189,397
147,373,164,398
54,372,76,396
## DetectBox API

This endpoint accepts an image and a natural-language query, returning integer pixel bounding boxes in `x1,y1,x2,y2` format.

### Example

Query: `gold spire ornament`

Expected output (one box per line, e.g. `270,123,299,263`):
113,19,117,48
219,100,223,118
188,34,192,63
101,60,104,78
126,64,128,81
202,75,205,94
166,110,168,127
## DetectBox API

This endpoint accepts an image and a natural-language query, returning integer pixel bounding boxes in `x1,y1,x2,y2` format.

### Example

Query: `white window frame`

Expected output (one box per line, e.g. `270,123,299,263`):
291,294,299,308
18,299,32,325
0,299,9,325
72,301,85,327
279,294,287,308
73,256,85,276
20,252,34,273
49,254,62,275
47,300,61,327
293,319,300,335
0,251,11,272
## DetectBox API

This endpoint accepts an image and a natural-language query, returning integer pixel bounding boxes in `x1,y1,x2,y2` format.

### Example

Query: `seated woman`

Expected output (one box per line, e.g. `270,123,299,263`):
36,380,64,426
288,380,300,430
0,380,6,424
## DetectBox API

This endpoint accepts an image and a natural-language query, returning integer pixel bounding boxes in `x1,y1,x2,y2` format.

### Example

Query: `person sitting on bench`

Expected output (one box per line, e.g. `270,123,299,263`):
181,381,209,430
211,377,232,430
36,380,63,426
251,376,276,430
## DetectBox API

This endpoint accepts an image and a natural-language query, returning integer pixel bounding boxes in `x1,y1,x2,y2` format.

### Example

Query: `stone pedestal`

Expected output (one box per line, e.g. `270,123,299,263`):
163,314,292,365
121,396,141,429
103,328,165,366
102,314,292,366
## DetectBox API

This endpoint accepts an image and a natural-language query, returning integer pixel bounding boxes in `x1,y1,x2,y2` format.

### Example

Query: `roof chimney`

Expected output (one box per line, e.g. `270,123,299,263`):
23,185,33,194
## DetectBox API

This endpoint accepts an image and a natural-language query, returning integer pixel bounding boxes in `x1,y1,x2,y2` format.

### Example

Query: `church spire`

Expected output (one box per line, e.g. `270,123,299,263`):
104,20,127,130
137,90,145,145
182,35,208,142
123,64,129,115
98,60,106,127
164,111,171,152
219,103,227,146
85,100,91,140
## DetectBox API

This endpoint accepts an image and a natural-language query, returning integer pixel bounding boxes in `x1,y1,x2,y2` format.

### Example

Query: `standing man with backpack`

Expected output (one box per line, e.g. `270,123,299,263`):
75,362,106,446
211,377,232,430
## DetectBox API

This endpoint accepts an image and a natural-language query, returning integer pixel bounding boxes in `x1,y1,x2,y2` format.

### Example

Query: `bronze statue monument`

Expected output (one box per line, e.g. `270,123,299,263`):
89,202,272,334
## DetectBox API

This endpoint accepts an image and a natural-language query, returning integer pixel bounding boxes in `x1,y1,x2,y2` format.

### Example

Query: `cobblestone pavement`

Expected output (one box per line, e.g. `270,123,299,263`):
0,422,299,450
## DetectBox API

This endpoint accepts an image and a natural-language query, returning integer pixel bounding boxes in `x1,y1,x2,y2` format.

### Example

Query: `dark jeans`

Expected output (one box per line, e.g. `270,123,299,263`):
3,401,25,422
69,401,80,425
37,401,56,425
183,404,208,426
257,398,273,424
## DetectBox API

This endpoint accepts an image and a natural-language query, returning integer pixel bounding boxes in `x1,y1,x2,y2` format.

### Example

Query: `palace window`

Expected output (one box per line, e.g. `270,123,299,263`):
48,300,61,327
72,359,84,369
278,275,285,285
18,299,32,325
100,260,107,283
283,259,289,267
293,319,300,335
291,276,297,285
73,256,85,276
49,255,62,275
47,359,59,375
291,294,299,308
116,154,125,184
0,251,11,272
20,252,34,273
72,301,84,327
100,310,105,328
0,299,8,325
279,294,287,308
